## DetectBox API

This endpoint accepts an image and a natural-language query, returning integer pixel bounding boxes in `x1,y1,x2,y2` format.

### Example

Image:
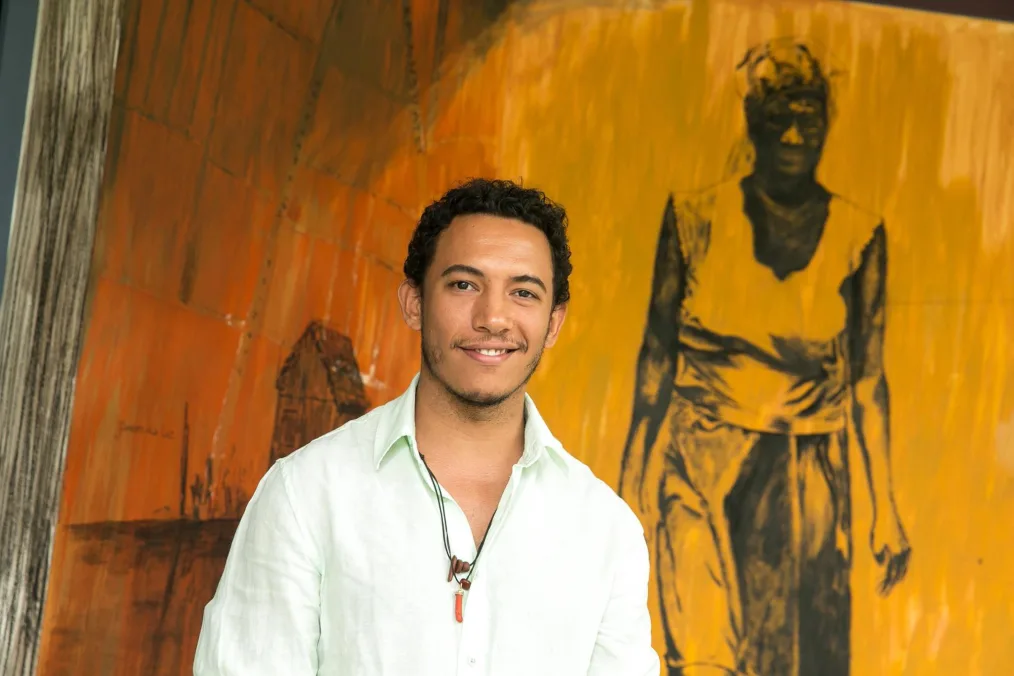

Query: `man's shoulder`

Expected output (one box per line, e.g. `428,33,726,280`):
549,447,646,538
276,400,391,478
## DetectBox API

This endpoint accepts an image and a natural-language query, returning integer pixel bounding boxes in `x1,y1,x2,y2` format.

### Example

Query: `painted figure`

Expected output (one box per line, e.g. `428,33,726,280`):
619,40,912,676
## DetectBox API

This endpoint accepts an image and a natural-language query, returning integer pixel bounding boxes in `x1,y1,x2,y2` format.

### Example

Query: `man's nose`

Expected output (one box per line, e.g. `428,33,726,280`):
780,121,805,145
472,292,512,333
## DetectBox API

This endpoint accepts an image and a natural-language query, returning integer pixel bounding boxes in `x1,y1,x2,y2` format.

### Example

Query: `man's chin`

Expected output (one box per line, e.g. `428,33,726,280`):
422,344,543,409
448,384,517,408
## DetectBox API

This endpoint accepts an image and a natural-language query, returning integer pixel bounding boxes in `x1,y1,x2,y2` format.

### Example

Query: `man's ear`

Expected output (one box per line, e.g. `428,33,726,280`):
397,279,422,332
543,302,568,349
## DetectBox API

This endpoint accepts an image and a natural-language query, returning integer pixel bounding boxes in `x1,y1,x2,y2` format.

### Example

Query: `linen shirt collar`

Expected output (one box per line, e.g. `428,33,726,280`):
371,373,569,474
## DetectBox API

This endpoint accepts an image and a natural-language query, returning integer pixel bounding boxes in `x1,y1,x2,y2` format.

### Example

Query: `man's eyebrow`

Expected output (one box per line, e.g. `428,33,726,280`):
441,264,484,278
510,274,547,292
441,265,547,293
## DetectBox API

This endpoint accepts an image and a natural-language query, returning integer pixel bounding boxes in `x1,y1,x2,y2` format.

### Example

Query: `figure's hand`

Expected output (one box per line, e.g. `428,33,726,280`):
619,423,656,517
618,473,653,521
617,476,639,513
870,508,911,596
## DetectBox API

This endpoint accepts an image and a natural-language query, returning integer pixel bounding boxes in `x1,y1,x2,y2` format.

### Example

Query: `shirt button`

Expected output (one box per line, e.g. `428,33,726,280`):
468,657,477,666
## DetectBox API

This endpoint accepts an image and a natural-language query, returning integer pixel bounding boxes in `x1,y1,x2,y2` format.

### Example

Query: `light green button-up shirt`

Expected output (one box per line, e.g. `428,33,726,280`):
193,374,659,675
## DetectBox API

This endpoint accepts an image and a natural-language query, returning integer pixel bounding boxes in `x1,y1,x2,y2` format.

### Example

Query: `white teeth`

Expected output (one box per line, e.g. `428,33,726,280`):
477,349,506,356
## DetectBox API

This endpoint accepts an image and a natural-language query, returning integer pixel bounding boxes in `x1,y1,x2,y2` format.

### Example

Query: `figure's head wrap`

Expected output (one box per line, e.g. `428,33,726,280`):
737,38,833,121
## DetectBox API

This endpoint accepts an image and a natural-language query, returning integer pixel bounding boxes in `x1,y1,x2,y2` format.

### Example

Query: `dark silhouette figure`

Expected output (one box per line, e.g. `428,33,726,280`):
618,39,911,676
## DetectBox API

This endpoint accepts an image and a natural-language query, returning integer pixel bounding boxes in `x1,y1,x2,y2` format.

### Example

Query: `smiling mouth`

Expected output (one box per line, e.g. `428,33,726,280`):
459,346,518,363
474,348,509,356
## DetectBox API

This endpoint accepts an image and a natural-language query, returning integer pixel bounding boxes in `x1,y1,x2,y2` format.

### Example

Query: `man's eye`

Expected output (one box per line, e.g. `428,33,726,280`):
451,281,471,290
516,289,537,299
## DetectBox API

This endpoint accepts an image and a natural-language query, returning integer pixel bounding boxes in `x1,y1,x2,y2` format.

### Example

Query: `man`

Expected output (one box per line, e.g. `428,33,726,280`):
194,178,659,675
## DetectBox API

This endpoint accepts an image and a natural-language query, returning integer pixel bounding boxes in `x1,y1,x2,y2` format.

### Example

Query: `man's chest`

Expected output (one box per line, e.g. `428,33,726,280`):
422,456,516,546
315,483,613,675
445,479,509,547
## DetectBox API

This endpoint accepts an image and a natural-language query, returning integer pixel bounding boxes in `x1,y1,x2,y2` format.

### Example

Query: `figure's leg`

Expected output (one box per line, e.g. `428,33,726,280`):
797,432,852,676
656,488,741,675
654,403,759,676
725,434,795,676
726,432,853,676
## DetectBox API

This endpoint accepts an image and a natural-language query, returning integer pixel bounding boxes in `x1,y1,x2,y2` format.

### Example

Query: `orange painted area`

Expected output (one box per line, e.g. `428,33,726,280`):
39,0,1014,674
40,0,505,672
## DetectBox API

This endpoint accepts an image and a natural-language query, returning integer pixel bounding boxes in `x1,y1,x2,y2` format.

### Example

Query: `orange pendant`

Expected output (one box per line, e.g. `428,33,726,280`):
454,588,465,623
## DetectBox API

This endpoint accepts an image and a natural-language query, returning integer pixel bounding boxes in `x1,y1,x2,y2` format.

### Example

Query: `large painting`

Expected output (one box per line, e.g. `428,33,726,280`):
32,1,1013,674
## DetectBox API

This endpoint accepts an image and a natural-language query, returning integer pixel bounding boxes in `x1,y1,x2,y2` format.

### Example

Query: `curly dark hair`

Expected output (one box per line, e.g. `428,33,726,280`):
403,178,573,307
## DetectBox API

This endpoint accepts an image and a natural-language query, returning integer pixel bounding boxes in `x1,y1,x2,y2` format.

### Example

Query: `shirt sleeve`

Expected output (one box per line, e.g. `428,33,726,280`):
193,459,322,675
587,502,661,676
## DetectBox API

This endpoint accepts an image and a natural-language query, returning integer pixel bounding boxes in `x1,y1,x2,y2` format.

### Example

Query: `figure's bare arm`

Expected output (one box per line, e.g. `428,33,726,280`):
847,223,910,593
618,197,686,513
849,224,894,514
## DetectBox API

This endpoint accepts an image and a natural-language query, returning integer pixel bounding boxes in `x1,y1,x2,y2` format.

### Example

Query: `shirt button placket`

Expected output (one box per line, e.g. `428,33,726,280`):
457,577,491,673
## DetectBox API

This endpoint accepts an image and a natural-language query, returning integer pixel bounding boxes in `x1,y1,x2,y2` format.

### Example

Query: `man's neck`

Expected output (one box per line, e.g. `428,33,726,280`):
413,372,527,473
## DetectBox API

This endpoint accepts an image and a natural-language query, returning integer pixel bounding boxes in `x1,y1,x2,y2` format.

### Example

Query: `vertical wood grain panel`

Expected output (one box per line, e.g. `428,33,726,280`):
0,0,123,673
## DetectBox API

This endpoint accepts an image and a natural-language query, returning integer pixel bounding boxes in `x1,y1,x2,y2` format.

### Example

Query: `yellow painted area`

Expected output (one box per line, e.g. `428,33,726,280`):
436,1,1014,673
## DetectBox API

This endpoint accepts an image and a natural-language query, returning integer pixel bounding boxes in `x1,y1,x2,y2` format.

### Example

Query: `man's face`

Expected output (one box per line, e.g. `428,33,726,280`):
398,214,567,408
750,92,827,178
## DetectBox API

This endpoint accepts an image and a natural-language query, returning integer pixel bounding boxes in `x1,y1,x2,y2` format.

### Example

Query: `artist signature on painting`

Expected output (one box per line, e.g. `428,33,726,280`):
116,421,175,440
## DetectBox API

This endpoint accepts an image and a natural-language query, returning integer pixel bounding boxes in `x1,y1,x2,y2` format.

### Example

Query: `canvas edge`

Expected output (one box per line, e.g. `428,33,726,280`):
0,0,123,673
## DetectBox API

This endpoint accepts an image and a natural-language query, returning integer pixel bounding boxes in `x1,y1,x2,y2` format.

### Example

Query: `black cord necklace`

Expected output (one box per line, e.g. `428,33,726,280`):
419,453,498,623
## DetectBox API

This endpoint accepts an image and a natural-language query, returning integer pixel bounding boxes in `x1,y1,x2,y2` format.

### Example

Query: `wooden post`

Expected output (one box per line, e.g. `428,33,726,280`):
0,0,122,673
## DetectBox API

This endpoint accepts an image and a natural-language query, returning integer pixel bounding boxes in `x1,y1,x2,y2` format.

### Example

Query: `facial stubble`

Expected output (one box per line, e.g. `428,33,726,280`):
419,316,550,410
